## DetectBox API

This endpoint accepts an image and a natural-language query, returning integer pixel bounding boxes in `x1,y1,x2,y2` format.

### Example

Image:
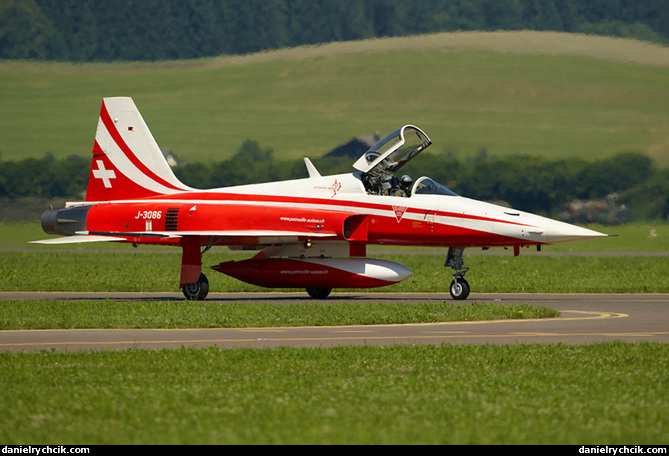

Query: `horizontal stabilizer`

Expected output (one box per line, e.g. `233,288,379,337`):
30,235,126,245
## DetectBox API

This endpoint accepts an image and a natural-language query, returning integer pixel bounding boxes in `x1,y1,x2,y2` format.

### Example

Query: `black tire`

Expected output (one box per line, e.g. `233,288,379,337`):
449,278,470,300
182,273,209,300
306,287,332,299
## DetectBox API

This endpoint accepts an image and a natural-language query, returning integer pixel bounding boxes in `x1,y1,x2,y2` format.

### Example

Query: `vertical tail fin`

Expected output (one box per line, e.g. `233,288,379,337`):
85,97,191,202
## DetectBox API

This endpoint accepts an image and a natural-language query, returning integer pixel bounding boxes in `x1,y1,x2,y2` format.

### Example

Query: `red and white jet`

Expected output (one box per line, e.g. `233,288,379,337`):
34,97,606,300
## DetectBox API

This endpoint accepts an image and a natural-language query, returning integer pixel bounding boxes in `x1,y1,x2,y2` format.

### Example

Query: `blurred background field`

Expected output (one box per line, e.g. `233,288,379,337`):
1,32,667,165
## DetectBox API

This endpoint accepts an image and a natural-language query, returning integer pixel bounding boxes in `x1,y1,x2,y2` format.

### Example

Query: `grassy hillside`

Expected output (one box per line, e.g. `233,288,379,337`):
1,31,668,165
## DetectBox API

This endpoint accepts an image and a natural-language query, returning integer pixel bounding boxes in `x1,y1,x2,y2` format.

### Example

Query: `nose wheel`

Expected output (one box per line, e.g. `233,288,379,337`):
446,247,470,300
449,277,470,300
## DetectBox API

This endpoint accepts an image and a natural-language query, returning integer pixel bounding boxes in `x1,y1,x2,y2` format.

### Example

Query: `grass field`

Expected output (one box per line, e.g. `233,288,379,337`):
2,250,668,295
2,221,669,295
1,343,666,444
1,31,668,165
0,300,559,330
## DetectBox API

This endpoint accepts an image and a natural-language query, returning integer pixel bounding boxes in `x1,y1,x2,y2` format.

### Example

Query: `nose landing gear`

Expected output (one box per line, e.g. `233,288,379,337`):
446,247,470,300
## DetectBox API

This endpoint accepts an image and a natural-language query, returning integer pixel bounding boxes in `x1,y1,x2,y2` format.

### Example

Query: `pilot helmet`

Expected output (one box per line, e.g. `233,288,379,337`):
400,175,413,186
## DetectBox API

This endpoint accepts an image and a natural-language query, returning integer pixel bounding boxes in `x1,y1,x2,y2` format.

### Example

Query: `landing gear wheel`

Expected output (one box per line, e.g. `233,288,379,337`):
182,273,209,301
446,247,471,300
449,278,470,300
306,287,332,299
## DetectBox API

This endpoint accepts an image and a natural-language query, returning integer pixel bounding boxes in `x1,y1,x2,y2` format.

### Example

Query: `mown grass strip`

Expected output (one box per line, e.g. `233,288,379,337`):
0,300,558,330
1,342,666,444
2,250,668,294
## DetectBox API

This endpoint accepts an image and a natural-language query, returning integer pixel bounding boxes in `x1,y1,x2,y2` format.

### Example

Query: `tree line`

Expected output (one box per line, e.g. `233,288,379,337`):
1,0,667,61
1,142,667,223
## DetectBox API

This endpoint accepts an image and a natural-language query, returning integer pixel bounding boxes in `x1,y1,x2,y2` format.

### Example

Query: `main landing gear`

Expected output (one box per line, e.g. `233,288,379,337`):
182,273,209,300
446,247,470,300
180,236,210,300
306,287,332,299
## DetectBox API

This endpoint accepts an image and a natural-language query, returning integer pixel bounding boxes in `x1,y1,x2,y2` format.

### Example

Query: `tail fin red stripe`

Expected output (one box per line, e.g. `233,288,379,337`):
99,100,185,193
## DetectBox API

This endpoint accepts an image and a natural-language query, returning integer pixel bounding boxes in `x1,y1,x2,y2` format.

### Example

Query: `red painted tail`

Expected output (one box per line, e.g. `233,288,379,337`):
85,97,192,202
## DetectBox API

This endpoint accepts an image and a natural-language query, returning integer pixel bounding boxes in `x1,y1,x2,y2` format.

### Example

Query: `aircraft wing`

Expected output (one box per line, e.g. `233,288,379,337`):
30,235,127,245
31,229,346,245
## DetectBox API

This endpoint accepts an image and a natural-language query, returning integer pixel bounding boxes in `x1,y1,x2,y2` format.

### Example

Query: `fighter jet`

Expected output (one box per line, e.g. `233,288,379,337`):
34,97,606,300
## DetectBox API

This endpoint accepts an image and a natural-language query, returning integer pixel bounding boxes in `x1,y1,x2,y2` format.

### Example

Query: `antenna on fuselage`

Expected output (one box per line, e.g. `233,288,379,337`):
304,158,321,178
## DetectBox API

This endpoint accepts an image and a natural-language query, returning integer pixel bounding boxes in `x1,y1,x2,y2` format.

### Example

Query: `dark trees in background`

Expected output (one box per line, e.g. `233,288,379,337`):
1,0,667,61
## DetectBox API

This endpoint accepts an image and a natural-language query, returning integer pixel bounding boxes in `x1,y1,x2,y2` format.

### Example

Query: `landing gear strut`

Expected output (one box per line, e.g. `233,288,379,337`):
446,247,470,300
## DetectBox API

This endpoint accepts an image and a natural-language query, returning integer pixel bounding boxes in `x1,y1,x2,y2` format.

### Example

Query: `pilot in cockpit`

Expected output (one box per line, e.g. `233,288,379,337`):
390,174,413,197
356,125,431,197
400,175,413,196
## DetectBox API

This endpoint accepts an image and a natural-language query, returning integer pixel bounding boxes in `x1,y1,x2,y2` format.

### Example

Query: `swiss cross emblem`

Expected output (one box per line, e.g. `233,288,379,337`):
392,206,408,222
92,160,116,188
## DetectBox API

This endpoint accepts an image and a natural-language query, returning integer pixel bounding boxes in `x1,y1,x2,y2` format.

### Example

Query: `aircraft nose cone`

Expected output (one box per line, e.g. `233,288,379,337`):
544,220,607,244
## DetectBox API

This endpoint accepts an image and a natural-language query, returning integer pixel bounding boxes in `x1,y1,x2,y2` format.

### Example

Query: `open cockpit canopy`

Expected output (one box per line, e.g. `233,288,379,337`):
354,125,457,197
353,125,431,174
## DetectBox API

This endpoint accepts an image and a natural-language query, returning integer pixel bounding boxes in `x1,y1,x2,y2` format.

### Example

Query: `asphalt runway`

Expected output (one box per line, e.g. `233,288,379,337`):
0,292,667,352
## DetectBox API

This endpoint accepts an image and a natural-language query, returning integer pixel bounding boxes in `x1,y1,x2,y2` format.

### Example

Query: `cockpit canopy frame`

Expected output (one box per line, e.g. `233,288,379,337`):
411,176,459,197
353,125,431,174
354,125,459,198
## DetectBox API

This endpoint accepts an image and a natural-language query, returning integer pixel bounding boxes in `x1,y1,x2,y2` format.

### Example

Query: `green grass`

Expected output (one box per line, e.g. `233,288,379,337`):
0,300,558,330
2,249,668,294
1,32,668,165
2,221,668,295
1,343,666,444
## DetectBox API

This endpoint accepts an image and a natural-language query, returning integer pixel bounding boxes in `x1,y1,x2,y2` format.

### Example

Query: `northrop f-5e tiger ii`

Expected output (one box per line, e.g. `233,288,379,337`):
34,97,606,300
